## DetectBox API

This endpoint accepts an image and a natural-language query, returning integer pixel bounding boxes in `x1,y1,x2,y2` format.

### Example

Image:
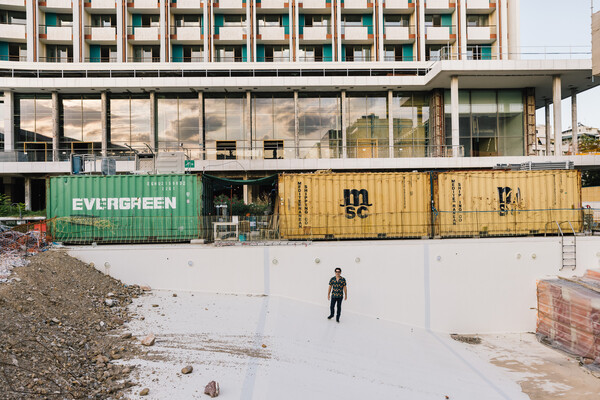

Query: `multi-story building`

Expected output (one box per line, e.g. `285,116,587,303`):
0,0,598,210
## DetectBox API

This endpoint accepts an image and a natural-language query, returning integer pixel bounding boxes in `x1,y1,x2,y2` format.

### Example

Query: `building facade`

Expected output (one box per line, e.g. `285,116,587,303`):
0,0,598,210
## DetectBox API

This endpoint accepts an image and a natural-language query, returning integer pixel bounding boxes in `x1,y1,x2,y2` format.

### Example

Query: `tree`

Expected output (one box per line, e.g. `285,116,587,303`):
579,136,600,187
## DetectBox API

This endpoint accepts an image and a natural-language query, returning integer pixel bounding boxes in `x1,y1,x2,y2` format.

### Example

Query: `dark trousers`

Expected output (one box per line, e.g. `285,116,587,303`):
329,297,343,320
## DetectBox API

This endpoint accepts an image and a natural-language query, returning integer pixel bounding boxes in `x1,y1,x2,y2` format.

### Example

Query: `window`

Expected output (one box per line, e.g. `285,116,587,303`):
100,46,117,62
264,46,289,62
299,46,323,62
141,15,160,27
466,14,489,27
264,140,284,159
426,45,450,61
0,11,26,25
175,14,202,27
133,45,159,62
223,15,245,26
56,13,73,27
46,45,73,62
384,15,410,27
344,45,371,62
109,96,151,152
216,141,237,159
61,96,102,155
204,94,248,160
182,46,203,62
157,95,200,159
342,15,362,26
297,94,342,159
304,15,330,27
345,93,388,158
384,45,404,61
92,14,116,27
215,46,243,62
425,15,441,27
8,43,26,61
258,15,282,26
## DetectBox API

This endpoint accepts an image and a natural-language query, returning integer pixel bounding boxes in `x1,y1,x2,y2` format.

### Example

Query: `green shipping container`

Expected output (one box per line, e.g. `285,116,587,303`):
47,174,204,243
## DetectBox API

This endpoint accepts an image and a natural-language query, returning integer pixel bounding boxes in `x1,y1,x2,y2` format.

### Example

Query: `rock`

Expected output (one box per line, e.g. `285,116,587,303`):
107,292,115,297
105,299,116,307
141,334,155,346
204,381,219,398
121,332,132,339
139,388,150,396
152,304,159,308
95,355,109,364
181,365,193,374
50,318,60,325
26,297,34,302
140,285,151,291
261,344,267,348
172,293,178,297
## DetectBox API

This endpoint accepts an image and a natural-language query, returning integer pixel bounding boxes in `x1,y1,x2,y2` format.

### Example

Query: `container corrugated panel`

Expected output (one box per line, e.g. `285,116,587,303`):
582,186,600,202
278,172,431,239
46,174,203,243
436,170,582,237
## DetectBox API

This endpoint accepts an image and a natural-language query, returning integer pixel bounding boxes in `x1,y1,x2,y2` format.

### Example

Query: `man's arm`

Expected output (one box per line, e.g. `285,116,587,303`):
328,285,332,300
343,285,347,300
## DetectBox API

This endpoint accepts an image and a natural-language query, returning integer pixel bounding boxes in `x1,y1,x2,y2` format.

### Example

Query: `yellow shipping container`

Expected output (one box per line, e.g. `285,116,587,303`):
278,172,431,239
436,170,582,237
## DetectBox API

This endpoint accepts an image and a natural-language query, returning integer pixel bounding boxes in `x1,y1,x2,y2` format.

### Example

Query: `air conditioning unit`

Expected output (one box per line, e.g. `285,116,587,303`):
156,152,185,174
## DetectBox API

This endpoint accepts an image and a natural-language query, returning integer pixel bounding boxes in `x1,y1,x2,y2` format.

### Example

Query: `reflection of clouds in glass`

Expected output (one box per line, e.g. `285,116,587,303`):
179,116,199,142
158,98,199,144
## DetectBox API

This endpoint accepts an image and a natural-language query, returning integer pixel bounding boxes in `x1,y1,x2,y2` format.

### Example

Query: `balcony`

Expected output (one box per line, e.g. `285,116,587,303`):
39,25,73,43
0,22,26,42
299,0,329,10
341,25,371,43
424,0,455,13
466,0,495,13
127,0,159,10
84,26,117,43
257,25,288,43
170,25,203,42
257,0,287,9
467,25,496,44
342,0,372,9
213,0,246,9
383,0,413,11
214,25,246,42
383,25,415,43
38,0,72,10
85,56,117,62
0,0,25,10
425,25,455,43
127,26,160,43
84,0,117,11
300,26,331,42
170,0,203,9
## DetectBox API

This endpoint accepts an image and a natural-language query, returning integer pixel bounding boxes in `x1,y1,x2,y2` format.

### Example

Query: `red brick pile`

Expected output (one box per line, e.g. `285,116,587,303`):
537,269,600,365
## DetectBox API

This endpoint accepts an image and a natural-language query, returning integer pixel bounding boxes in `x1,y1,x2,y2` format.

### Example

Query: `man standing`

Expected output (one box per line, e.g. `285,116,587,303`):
327,267,347,323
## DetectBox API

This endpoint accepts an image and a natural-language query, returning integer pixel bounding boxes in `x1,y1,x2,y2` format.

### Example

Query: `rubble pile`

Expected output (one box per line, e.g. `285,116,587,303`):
0,227,49,283
537,269,600,370
0,250,144,399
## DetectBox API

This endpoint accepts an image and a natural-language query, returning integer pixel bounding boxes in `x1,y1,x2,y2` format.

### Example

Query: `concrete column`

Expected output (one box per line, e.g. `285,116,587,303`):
571,89,578,155
459,0,467,59
52,91,60,161
3,90,14,152
336,0,342,61
101,91,109,157
341,90,347,158
24,177,31,211
545,99,551,155
203,1,209,62
150,91,157,151
160,0,167,62
246,91,252,158
116,0,124,62
450,76,460,157
499,0,508,60
73,0,81,62
198,91,204,160
243,175,249,204
377,0,384,61
294,91,299,158
553,75,562,156
388,90,394,158
418,0,425,60
26,0,35,62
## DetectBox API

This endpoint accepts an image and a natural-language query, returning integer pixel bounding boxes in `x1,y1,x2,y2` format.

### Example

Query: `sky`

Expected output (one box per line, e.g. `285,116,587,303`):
521,0,600,130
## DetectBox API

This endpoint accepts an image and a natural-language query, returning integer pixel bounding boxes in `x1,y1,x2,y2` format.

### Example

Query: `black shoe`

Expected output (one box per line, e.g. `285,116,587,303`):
327,315,333,320
336,319,340,323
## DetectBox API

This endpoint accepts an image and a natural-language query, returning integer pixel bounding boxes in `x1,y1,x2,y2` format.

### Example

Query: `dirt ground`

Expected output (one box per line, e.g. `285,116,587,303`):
0,250,143,399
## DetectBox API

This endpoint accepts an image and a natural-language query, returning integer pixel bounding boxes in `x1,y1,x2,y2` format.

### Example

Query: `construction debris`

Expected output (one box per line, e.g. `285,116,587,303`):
537,269,600,371
204,380,220,398
0,227,49,283
141,334,156,346
181,365,193,374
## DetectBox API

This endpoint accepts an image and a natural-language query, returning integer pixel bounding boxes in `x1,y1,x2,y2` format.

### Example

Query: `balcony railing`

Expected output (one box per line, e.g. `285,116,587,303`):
296,55,334,62
128,56,161,62
84,25,117,35
38,56,74,62
171,56,204,62
0,20,26,26
256,55,291,62
85,56,118,62
0,55,27,61
383,55,416,61
214,56,245,62
342,55,375,61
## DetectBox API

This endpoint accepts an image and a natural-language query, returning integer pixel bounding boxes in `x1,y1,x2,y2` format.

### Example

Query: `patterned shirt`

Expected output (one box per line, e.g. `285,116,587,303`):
329,277,346,298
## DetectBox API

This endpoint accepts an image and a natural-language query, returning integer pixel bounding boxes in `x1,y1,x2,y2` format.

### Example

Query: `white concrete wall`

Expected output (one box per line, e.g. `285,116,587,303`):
133,0,158,8
68,236,600,334
47,26,73,42
260,0,286,8
302,26,328,41
90,0,117,8
218,0,244,8
384,0,409,9
302,0,326,8
132,27,160,41
45,0,72,8
176,26,202,41
176,0,202,8
0,24,26,41
343,0,367,9
467,26,491,42
426,26,450,42
91,27,117,41
218,26,246,40
259,26,285,41
344,26,368,41
384,26,409,41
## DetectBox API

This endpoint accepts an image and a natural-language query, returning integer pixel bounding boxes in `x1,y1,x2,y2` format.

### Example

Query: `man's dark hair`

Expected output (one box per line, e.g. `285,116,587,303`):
335,267,342,273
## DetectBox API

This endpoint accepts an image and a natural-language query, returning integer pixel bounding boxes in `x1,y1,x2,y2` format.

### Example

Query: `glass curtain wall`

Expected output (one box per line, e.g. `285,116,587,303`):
252,94,294,159
15,95,53,161
204,94,248,160
444,89,524,156
157,95,200,159
109,95,151,155
297,94,342,158
345,93,388,158
392,92,430,157
61,96,102,155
